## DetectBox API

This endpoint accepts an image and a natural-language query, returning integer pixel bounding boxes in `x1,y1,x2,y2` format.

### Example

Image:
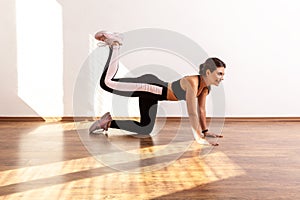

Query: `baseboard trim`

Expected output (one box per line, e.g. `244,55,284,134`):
0,116,300,122
0,117,46,122
224,117,300,122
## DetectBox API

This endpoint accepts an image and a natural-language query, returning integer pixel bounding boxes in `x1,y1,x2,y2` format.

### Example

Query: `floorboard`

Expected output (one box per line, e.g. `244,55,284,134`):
0,120,299,199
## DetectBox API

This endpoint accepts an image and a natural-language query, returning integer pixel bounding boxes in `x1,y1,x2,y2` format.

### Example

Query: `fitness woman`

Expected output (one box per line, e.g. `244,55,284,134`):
89,31,226,146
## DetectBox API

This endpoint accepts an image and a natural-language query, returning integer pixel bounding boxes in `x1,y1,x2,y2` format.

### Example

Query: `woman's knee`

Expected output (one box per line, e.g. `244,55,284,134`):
139,120,155,134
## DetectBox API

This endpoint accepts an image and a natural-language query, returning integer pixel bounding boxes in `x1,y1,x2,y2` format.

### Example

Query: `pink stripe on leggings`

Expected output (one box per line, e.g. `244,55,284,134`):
104,46,163,95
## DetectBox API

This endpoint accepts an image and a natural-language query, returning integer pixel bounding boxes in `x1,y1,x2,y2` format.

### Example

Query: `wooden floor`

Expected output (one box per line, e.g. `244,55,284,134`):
0,119,300,199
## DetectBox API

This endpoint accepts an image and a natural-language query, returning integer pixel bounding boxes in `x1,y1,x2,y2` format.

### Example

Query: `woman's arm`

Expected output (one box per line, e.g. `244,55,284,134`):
198,88,223,139
198,88,208,131
185,84,202,137
183,77,212,145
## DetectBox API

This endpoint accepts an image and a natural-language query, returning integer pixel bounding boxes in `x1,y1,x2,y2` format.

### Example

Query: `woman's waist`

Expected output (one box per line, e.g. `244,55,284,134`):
167,82,179,101
169,80,186,101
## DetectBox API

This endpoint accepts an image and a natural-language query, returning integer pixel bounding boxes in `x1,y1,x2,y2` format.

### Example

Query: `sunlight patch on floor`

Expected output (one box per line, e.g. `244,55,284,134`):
0,157,102,188
0,150,245,199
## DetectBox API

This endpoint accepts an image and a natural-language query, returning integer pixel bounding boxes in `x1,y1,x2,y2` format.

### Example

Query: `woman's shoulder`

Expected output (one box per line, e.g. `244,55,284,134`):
181,75,199,90
183,75,199,80
183,75,199,84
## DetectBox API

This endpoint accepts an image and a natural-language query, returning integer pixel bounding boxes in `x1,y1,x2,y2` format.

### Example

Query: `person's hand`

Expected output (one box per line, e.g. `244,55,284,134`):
195,136,219,146
208,141,219,146
204,131,223,138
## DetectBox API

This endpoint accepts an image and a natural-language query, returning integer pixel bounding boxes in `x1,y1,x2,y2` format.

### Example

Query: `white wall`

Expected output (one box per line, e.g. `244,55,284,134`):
1,0,300,117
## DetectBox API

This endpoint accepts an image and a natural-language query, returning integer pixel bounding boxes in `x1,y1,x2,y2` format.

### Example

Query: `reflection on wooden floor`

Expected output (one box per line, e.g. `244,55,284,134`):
0,119,300,199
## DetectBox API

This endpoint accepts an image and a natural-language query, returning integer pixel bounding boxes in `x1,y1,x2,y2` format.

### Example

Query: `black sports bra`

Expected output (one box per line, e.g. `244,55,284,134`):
171,75,202,100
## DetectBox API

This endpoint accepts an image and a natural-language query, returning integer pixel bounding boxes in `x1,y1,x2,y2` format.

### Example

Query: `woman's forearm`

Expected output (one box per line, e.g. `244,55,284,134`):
186,97,203,137
188,113,202,135
199,109,207,130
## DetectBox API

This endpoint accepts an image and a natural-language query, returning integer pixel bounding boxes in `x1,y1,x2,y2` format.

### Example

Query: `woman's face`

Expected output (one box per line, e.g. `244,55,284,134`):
206,67,225,86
